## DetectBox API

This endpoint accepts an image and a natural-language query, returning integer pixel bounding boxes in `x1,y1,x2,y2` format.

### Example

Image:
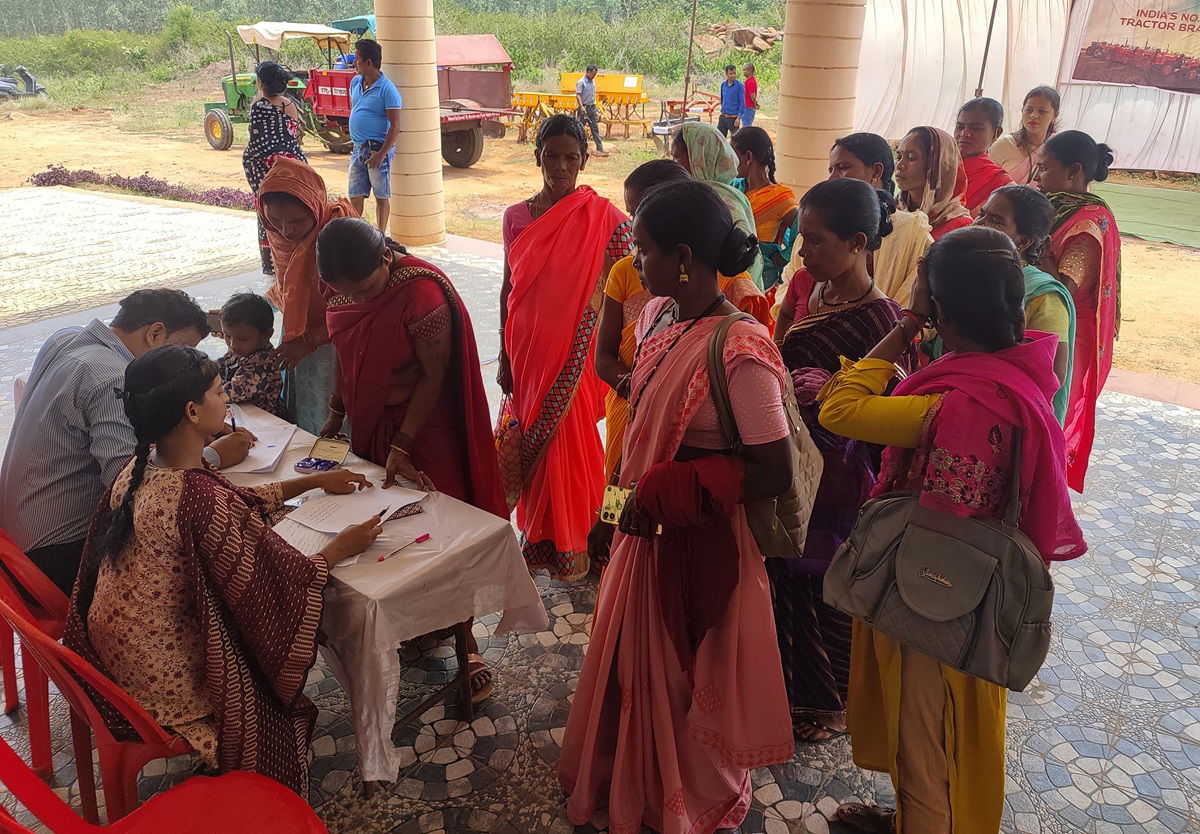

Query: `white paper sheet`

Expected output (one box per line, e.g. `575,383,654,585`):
221,426,296,474
272,517,334,555
228,403,283,432
285,487,424,534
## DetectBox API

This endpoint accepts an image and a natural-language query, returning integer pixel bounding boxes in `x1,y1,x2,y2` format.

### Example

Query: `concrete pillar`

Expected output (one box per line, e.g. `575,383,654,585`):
375,0,446,246
777,0,867,196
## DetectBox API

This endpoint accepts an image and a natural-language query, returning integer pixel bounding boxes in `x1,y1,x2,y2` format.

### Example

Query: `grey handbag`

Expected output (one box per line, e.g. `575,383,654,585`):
822,430,1053,691
707,313,823,559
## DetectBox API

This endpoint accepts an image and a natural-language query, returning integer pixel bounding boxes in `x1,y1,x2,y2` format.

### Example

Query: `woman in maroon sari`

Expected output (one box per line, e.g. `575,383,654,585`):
316,217,507,700
773,178,917,743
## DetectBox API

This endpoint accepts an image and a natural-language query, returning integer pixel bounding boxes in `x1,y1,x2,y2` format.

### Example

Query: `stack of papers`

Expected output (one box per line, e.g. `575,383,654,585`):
221,426,296,474
285,487,424,533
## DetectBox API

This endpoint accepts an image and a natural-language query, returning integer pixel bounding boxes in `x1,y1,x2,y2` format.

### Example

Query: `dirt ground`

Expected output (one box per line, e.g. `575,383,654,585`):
1,105,1198,383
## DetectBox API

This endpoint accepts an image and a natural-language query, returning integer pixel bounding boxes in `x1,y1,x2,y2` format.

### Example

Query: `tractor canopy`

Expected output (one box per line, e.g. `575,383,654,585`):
236,22,351,52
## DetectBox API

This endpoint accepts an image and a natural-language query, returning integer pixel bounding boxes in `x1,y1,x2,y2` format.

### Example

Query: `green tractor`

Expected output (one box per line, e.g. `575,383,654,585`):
202,23,355,153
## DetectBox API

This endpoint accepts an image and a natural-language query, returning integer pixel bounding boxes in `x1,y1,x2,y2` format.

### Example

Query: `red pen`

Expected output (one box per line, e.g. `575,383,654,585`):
379,533,430,561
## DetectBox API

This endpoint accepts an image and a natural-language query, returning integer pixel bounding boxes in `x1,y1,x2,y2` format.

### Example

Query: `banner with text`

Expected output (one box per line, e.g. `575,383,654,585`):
1070,1,1200,93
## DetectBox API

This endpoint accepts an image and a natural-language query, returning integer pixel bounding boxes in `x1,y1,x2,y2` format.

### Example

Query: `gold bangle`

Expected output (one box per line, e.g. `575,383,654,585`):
389,444,410,456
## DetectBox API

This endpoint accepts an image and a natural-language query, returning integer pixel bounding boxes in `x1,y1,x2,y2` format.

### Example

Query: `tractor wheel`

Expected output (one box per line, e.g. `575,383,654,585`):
204,109,234,151
441,126,484,168
315,117,353,154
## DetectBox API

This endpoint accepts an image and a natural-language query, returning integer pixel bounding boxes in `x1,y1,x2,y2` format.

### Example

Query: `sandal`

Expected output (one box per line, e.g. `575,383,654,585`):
466,653,494,704
835,803,896,833
793,716,848,744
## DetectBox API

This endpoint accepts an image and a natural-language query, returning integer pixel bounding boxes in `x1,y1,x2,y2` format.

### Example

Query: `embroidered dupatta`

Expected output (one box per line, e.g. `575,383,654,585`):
326,254,507,518
66,469,328,793
1048,192,1121,492
879,333,1086,562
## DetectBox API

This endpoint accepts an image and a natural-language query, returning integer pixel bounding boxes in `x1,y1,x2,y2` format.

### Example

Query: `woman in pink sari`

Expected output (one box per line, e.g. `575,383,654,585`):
560,181,796,834
1035,130,1121,492
316,217,507,700
498,115,630,580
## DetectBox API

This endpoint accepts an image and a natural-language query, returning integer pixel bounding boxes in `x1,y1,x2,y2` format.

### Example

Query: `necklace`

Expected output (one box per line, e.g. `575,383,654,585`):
525,192,551,219
818,277,875,311
628,293,727,418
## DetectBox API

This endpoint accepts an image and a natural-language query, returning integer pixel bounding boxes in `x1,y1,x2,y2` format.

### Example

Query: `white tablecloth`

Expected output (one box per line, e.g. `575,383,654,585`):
223,406,547,781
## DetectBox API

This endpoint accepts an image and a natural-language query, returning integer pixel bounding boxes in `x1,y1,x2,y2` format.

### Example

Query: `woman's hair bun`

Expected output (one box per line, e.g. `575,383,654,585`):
1095,143,1114,182
718,225,760,277
874,188,896,249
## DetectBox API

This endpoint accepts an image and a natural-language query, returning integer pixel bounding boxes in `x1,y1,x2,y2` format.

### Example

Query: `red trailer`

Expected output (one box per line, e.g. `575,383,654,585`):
304,34,513,167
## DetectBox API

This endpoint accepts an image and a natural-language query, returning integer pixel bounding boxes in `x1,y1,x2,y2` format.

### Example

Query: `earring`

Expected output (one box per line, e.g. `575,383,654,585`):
678,264,689,284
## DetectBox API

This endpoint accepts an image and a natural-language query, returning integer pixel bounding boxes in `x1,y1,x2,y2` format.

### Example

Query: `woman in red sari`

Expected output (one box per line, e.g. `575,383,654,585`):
1035,130,1121,492
954,98,1014,217
895,126,973,241
561,181,796,834
498,115,629,580
316,217,507,700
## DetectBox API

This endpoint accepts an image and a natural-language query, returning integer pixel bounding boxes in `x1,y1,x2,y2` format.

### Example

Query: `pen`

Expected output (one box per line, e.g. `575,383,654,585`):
379,533,430,561
376,506,392,520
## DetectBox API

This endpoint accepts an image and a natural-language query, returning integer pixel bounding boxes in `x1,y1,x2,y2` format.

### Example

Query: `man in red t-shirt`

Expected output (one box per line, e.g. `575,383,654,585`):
741,63,759,126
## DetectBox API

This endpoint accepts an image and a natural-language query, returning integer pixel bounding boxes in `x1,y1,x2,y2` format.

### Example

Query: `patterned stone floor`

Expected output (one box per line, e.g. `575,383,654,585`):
0,192,1198,832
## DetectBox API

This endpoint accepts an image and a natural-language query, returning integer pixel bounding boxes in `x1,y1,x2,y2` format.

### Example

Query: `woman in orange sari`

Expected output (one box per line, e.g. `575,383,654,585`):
895,126,973,241
317,217,507,699
732,126,799,291
257,157,357,433
498,115,629,580
562,180,795,834
1035,130,1121,492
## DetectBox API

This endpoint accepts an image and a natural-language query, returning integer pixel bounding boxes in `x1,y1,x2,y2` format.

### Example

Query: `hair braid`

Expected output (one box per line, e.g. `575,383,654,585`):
100,440,151,564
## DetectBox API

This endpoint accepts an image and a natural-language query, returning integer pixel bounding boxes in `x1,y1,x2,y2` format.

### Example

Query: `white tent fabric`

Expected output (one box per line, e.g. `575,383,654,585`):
235,22,350,51
852,0,1199,172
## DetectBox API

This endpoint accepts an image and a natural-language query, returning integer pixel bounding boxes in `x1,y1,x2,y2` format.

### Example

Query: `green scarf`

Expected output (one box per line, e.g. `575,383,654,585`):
1021,264,1075,424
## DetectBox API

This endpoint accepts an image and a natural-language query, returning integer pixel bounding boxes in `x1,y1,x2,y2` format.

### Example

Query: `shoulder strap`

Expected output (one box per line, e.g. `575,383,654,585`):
706,313,754,452
1003,428,1024,528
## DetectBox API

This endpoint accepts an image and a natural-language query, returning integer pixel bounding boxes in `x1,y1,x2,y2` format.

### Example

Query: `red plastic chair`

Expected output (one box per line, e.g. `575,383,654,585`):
0,530,69,777
0,596,191,824
0,735,327,833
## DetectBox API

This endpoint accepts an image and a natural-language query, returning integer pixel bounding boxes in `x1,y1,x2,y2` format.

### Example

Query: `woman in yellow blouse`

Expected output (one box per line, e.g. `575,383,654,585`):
598,160,771,481
819,226,1086,833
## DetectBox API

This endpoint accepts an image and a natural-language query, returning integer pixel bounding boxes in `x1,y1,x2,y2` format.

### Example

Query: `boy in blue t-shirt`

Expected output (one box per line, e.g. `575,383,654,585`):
348,39,403,232
718,64,744,139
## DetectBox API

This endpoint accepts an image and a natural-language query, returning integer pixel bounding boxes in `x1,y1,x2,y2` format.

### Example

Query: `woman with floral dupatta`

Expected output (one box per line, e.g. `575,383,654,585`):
498,115,630,581
773,178,916,744
1035,130,1121,492
671,121,765,288
316,217,507,701
561,180,797,834
822,227,1085,833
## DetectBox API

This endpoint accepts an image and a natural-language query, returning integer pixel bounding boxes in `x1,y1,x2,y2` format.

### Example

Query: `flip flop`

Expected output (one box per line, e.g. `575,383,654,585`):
466,653,494,704
834,803,896,833
792,715,849,744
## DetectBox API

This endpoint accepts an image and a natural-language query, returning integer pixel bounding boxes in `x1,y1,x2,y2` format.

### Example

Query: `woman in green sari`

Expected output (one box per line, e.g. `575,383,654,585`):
976,184,1075,423
671,121,764,288
923,184,1075,425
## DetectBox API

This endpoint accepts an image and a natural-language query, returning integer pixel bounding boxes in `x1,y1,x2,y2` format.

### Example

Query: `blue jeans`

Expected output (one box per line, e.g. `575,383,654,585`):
348,141,393,199
741,107,757,126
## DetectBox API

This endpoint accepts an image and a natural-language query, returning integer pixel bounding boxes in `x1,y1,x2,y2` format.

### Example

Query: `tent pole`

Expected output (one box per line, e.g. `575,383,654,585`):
683,0,699,104
976,0,1001,97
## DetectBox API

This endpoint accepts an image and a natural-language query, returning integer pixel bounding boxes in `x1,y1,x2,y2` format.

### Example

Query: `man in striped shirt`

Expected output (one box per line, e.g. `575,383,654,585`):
0,290,253,593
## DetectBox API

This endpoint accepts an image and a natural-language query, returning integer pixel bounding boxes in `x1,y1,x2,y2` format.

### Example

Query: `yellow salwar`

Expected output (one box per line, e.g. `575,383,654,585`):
819,358,1008,834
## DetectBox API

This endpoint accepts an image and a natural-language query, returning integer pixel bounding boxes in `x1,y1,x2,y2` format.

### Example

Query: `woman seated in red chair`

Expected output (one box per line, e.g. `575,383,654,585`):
66,344,382,793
